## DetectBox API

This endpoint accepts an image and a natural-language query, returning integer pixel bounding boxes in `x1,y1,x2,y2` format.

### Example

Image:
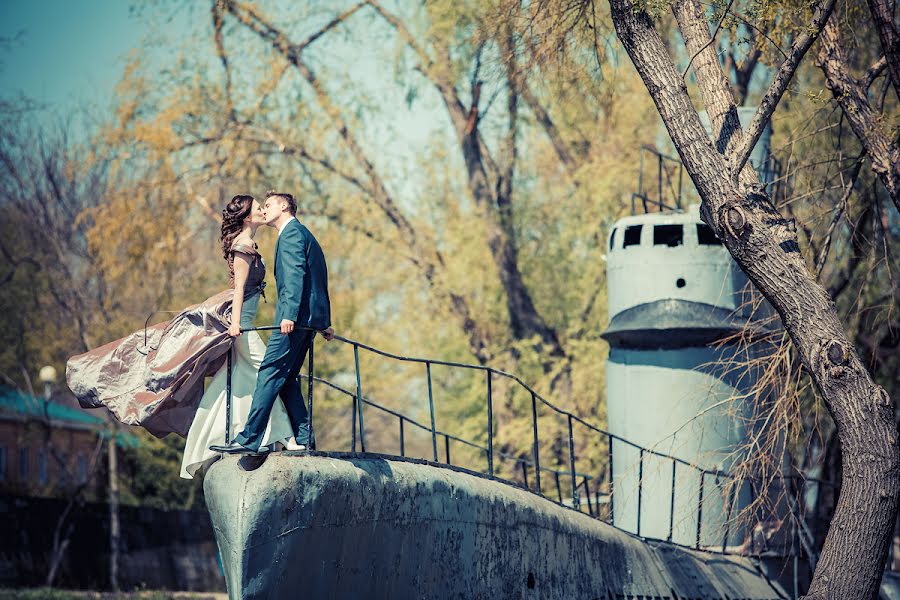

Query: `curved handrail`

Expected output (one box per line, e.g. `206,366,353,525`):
229,324,836,556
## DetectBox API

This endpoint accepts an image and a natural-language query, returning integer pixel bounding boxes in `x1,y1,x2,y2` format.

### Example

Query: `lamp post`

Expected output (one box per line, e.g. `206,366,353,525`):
39,366,57,400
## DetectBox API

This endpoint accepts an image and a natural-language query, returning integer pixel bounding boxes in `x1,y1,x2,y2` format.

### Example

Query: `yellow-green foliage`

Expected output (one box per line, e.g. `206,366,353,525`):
4,0,895,505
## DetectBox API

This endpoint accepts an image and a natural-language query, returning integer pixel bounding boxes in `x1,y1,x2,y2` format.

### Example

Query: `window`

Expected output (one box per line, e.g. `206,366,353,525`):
697,224,722,245
77,455,88,483
609,228,617,251
653,224,683,247
38,450,48,485
18,448,28,481
623,225,643,248
0,447,6,482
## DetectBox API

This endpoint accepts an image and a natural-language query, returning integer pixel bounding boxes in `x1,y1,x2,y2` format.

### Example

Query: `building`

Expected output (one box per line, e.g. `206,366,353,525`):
0,387,107,499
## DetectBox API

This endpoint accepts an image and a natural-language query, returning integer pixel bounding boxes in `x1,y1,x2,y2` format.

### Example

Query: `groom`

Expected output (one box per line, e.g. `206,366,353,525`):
214,191,334,454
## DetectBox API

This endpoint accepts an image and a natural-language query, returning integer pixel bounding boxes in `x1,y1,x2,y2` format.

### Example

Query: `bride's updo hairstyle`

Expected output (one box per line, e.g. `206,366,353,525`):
220,194,254,260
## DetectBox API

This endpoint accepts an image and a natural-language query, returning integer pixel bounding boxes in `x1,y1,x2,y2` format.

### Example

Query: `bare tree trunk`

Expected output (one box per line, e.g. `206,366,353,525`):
606,0,900,597
108,435,120,592
218,0,493,363
817,20,900,214
46,434,105,587
865,0,900,99
367,0,565,357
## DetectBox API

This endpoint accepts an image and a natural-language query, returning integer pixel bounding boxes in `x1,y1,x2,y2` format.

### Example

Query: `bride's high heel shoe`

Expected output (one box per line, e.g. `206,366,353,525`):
283,438,307,451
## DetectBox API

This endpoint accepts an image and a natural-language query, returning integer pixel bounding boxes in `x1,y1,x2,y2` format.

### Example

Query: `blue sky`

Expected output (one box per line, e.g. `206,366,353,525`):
0,1,464,207
0,1,146,113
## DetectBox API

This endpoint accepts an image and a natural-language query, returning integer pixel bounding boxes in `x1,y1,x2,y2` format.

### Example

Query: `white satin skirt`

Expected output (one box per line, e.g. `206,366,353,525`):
180,330,294,479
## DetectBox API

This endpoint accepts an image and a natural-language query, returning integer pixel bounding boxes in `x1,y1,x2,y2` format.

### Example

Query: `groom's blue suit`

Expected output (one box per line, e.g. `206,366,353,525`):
234,217,331,450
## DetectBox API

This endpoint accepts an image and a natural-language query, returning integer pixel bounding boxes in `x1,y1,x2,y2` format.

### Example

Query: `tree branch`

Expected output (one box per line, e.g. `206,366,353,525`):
672,0,759,187
368,0,564,356
681,0,736,81
218,0,493,363
815,155,865,279
731,0,838,178
865,0,900,100
818,20,900,213
608,0,899,596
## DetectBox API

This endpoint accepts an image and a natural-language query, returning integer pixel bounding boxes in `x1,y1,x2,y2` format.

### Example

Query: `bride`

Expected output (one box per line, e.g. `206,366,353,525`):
180,195,296,478
66,194,297,479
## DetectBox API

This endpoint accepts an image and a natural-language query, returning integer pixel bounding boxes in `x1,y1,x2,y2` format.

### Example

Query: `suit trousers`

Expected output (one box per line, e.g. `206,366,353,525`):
234,328,314,450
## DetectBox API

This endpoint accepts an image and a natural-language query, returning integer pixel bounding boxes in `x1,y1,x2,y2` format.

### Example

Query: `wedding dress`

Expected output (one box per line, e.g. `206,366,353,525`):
180,243,294,479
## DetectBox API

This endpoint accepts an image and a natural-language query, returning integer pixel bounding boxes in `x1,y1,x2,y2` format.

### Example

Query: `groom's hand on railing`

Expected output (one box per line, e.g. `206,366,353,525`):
280,319,295,334
228,322,242,337
321,327,335,341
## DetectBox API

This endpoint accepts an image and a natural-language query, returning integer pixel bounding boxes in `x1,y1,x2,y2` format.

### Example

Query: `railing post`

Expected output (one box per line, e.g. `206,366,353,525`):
225,344,233,444
567,415,578,509
696,470,705,549
584,478,593,516
444,434,451,465
657,154,663,209
608,435,615,524
350,390,357,452
521,461,529,489
637,448,644,536
530,392,541,495
668,458,676,542
307,336,314,449
677,163,683,209
638,149,644,197
555,471,563,503
399,417,405,457
426,362,438,462
722,479,736,553
353,344,366,453
486,371,494,477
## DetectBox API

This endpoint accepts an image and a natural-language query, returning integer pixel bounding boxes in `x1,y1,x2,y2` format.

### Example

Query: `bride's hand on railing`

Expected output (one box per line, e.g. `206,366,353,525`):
228,322,242,337
320,327,335,341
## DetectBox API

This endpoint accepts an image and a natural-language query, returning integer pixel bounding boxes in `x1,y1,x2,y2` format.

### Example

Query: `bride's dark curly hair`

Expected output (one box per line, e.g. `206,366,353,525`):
220,194,254,260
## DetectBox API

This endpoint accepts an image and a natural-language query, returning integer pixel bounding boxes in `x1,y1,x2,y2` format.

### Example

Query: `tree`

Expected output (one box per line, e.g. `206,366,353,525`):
817,0,900,213
0,102,213,589
603,0,898,596
109,0,669,480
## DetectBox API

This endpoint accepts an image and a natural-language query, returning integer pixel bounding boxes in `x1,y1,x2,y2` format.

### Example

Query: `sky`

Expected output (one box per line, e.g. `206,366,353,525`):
0,1,448,204
0,1,146,115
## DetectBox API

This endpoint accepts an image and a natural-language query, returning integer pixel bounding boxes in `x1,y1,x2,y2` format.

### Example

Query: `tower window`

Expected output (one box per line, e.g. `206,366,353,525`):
697,224,722,245
623,225,642,248
653,224,683,247
609,228,617,251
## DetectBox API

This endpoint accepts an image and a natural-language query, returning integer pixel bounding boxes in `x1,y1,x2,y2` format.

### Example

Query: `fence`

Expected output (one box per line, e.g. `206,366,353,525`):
630,145,784,215
222,325,838,560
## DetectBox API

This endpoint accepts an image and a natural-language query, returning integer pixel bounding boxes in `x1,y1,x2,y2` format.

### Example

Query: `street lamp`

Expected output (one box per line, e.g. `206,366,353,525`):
39,365,57,400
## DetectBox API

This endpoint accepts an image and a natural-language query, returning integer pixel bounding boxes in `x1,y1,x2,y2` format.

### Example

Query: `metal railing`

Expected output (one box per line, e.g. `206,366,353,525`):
629,146,785,215
631,145,685,214
222,325,837,560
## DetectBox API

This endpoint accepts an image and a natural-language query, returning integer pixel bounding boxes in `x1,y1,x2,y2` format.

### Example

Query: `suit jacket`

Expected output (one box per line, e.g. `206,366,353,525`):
274,218,331,330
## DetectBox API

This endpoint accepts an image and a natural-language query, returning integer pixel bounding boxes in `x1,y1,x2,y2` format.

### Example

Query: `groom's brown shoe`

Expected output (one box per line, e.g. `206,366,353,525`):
209,442,270,455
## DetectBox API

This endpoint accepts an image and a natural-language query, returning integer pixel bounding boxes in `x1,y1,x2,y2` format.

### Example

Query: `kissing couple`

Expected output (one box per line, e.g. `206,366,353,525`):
66,191,334,480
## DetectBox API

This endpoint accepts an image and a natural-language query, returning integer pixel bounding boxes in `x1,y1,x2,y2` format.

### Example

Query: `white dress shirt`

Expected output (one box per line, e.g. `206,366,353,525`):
277,216,297,238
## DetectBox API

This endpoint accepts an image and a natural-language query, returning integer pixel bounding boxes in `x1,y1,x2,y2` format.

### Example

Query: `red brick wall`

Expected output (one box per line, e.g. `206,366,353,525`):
0,418,104,499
